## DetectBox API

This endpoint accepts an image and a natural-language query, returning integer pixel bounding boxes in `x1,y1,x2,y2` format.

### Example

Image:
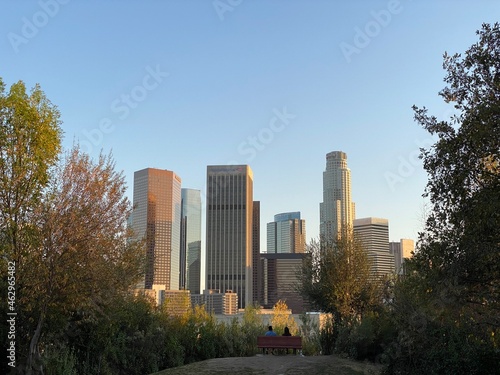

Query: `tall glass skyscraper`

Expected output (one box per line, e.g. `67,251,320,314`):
267,211,306,254
132,168,182,291
180,188,202,294
320,151,355,242
206,165,253,309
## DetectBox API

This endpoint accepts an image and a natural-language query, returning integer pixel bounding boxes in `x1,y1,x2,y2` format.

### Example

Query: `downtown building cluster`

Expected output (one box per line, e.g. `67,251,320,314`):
131,151,413,315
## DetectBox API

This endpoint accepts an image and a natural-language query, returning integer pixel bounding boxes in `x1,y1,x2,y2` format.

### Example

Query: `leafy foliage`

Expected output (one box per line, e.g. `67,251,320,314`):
388,23,500,374
270,300,299,336
299,235,382,324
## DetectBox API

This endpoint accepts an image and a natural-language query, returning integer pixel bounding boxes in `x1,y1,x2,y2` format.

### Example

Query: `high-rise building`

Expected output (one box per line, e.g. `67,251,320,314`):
252,201,261,306
206,165,253,309
389,239,415,275
267,212,306,254
132,168,182,292
260,253,308,313
180,189,202,294
320,151,355,242
353,217,394,276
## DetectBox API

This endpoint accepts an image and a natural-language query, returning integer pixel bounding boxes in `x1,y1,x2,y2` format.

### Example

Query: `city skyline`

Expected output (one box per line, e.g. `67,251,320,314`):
3,2,499,253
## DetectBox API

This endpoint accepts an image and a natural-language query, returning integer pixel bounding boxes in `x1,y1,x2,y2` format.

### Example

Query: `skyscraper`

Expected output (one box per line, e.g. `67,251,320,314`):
252,201,261,306
353,217,394,276
267,212,306,254
132,168,182,292
180,188,202,294
320,151,355,242
389,239,414,275
206,165,253,309
260,252,308,313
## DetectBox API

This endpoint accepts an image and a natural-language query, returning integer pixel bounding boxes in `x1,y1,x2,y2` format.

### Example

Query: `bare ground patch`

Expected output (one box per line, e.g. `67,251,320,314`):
152,354,383,375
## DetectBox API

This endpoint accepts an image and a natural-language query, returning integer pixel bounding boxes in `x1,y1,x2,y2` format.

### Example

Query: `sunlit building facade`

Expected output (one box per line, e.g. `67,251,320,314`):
320,151,355,242
267,211,306,254
389,238,414,275
132,168,182,291
354,217,394,276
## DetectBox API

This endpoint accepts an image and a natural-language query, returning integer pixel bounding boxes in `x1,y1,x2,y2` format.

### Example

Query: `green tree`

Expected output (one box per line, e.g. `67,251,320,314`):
299,234,381,325
0,78,62,374
389,23,500,374
0,78,62,262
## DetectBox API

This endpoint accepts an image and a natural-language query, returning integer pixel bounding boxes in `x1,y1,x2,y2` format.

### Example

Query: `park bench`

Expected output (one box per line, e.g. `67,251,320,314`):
257,336,302,355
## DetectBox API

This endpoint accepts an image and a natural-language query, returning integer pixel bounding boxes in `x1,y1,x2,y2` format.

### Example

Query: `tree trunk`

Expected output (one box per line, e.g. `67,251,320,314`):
26,309,45,375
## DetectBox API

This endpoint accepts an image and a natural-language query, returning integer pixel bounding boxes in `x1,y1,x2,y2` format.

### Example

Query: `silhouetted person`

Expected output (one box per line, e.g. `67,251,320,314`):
283,326,291,336
265,325,277,336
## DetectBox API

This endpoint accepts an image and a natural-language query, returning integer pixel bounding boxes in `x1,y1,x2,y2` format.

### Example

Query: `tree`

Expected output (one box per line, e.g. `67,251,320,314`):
0,78,62,374
0,79,62,262
270,300,299,336
411,22,500,328
388,23,500,374
22,146,144,374
299,234,381,325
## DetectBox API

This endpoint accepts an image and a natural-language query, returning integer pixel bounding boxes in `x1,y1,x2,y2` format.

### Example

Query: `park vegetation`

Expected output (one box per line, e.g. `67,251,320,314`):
1,22,499,375
298,22,500,374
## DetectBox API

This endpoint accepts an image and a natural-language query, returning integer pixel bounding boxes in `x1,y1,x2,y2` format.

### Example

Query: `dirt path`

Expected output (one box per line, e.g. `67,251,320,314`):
153,354,383,375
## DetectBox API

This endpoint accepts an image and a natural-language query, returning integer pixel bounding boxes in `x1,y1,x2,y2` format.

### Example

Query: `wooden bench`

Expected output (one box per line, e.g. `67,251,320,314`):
257,336,302,355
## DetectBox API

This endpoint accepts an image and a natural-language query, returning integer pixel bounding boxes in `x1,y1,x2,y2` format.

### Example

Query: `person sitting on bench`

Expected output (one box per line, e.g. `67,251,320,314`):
265,325,277,336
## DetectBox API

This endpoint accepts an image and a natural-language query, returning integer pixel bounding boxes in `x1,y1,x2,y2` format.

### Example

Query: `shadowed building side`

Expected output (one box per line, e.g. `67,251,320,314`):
206,165,253,309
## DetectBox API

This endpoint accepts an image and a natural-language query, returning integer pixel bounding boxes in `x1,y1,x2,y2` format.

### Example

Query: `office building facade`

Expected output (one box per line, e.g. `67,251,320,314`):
353,217,394,276
132,168,182,291
180,188,202,293
205,165,253,309
389,238,415,275
267,211,306,254
260,253,307,313
252,201,261,305
320,151,355,242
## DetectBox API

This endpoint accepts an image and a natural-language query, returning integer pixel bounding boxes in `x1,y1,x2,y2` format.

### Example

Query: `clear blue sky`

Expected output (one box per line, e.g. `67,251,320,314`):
2,1,499,253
